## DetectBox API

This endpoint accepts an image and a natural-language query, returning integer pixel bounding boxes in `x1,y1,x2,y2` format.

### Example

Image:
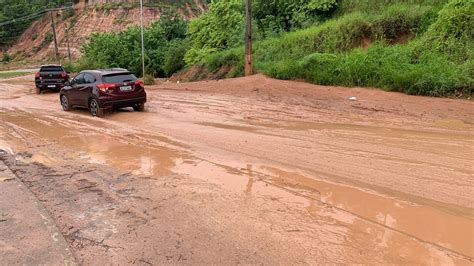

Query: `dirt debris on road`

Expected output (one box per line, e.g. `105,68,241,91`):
0,159,76,265
0,74,473,264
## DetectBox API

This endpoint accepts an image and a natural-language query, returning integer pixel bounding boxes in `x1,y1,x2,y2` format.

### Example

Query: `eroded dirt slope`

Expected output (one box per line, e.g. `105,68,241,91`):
5,0,206,61
0,74,473,264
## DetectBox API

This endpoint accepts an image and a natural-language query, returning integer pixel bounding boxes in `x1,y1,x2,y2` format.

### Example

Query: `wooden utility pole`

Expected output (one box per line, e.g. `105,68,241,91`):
50,11,59,63
244,0,253,76
65,27,71,61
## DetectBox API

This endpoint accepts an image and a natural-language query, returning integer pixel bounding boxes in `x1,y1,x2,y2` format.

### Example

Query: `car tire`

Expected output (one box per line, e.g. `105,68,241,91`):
35,87,42,94
133,103,145,112
60,94,71,111
89,98,105,117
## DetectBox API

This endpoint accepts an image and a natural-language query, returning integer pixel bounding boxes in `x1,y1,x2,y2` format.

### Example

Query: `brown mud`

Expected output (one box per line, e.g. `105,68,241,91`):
0,74,473,264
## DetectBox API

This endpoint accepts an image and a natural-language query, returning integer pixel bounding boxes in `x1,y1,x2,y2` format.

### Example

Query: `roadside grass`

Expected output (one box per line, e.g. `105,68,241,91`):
201,0,473,96
0,71,31,79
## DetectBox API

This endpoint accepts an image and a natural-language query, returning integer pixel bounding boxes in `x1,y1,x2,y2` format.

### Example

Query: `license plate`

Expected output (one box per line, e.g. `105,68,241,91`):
47,85,56,88
120,85,132,92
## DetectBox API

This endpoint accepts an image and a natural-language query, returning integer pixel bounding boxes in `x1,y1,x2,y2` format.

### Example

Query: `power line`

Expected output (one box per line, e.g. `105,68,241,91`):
0,5,76,27
0,13,45,27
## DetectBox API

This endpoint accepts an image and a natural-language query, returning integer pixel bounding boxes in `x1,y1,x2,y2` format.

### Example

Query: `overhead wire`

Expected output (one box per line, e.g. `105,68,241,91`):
0,4,76,27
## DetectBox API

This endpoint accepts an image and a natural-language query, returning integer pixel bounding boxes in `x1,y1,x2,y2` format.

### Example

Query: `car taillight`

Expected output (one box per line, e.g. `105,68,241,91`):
61,72,67,78
97,83,115,92
135,80,144,88
35,72,40,78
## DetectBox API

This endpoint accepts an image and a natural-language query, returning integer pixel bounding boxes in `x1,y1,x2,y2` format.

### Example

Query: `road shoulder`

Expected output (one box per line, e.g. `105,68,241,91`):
0,159,76,265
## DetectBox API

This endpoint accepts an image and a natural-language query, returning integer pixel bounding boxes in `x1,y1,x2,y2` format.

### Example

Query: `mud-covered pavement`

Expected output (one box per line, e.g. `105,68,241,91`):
0,74,473,264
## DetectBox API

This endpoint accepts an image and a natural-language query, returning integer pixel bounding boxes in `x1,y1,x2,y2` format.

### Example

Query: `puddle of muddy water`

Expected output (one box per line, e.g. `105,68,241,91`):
0,111,186,177
173,158,473,262
259,167,474,259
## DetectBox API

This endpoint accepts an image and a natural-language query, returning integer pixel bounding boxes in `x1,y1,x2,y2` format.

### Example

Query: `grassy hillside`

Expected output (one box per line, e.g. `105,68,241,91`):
62,0,472,97
199,0,472,97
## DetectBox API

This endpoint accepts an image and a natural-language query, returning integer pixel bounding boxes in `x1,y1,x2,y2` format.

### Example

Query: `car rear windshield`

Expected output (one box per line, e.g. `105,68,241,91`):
102,73,137,83
40,66,63,72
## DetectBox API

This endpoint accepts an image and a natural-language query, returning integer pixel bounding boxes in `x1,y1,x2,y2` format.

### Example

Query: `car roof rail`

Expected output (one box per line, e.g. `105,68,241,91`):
97,68,128,71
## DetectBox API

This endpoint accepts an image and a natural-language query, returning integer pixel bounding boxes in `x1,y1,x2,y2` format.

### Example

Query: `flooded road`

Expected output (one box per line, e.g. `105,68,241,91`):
0,74,473,264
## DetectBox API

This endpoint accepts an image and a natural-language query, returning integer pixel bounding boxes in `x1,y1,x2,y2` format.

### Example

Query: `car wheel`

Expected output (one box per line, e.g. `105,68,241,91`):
35,87,42,94
133,103,145,112
89,98,104,117
60,94,71,111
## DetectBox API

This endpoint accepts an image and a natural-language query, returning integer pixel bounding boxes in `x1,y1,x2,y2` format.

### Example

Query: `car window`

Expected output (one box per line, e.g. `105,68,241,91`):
102,73,137,83
84,73,96,84
40,66,63,72
73,73,85,84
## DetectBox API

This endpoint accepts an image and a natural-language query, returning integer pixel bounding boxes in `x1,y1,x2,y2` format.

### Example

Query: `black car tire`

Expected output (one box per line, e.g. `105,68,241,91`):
89,98,105,117
133,103,145,112
60,94,71,111
35,87,42,94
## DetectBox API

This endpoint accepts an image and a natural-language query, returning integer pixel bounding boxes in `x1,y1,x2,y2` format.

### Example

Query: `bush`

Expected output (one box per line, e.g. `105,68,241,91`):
267,43,469,96
415,0,474,62
163,39,188,76
81,18,188,77
43,32,53,46
143,74,155,85
253,0,338,37
185,0,244,65
1,53,11,63
62,6,75,21
206,48,243,72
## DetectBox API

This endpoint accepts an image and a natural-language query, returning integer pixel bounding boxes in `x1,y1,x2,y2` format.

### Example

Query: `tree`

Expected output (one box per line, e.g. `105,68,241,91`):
0,0,75,47
185,0,244,65
253,0,338,38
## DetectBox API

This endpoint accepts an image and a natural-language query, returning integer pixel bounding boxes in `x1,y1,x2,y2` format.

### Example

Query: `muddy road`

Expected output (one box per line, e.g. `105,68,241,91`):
0,74,473,264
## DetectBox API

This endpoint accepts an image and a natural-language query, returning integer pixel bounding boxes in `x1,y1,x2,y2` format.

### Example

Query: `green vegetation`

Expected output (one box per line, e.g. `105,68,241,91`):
185,0,244,65
1,53,11,63
198,0,473,96
143,74,155,85
62,5,76,21
91,0,201,12
6,0,469,97
253,0,337,37
76,17,188,77
0,70,30,78
0,0,76,46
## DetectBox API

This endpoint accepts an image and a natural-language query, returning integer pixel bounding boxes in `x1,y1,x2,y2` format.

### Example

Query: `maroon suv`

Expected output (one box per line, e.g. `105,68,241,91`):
59,68,147,117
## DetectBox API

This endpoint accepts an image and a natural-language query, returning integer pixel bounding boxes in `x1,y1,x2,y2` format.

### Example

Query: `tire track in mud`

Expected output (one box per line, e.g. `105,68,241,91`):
222,163,474,262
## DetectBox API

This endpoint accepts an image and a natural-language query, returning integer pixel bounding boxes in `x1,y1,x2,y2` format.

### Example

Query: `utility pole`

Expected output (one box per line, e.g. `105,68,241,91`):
50,10,60,63
65,27,71,62
139,0,146,78
244,0,253,76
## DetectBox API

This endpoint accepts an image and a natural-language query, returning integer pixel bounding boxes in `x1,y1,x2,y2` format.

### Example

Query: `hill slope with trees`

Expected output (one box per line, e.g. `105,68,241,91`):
2,0,472,97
